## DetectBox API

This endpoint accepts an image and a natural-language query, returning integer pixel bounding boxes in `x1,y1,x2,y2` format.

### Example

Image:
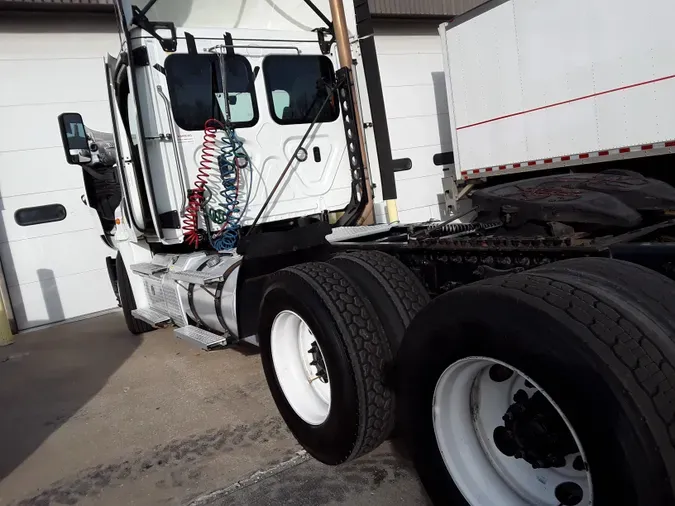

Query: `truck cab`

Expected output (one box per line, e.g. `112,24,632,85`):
63,1,375,246
57,0,387,343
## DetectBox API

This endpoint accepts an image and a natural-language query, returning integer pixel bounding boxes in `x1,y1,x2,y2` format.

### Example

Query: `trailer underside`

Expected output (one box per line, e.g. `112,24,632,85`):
328,169,675,295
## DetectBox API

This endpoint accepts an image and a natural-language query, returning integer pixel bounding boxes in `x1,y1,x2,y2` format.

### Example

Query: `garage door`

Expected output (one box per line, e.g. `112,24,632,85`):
374,20,452,223
0,14,120,330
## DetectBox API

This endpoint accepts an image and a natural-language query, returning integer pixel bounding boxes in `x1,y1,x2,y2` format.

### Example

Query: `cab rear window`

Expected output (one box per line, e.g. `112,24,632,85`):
165,53,259,130
263,55,338,125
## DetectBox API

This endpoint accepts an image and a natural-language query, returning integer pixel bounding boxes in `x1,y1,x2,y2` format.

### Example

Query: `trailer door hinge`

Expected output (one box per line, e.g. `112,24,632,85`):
364,122,373,129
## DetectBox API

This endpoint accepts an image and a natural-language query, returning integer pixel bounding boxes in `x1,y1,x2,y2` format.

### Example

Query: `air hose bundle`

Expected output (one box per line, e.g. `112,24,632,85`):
209,124,251,251
182,119,251,250
182,120,219,247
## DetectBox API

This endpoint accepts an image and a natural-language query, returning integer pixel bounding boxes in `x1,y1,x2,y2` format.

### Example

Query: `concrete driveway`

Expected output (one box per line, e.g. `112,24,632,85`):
0,312,429,506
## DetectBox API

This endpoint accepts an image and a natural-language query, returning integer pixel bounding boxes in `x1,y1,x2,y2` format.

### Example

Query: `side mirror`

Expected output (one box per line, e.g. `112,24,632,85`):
58,112,91,165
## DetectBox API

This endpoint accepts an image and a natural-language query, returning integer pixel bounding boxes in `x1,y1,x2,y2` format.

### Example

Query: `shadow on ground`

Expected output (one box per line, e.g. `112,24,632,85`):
0,312,140,480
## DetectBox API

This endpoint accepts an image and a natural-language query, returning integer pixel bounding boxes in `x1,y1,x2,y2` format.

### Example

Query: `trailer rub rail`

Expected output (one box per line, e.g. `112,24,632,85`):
461,139,675,180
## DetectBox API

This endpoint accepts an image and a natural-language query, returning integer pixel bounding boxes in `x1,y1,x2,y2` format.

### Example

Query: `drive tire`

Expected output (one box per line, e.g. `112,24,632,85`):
397,258,675,506
116,254,154,335
258,262,395,465
330,250,430,354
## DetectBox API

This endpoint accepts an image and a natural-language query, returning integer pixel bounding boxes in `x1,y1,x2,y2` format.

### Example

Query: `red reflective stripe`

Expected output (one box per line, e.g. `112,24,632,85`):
461,139,675,177
457,74,675,130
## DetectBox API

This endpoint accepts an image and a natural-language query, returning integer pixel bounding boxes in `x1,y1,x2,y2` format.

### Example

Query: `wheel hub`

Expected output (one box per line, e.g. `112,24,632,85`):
433,357,592,505
308,341,328,383
270,311,331,425
494,388,579,469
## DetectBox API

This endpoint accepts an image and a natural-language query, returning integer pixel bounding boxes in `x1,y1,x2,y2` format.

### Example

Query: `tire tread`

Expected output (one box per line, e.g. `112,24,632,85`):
331,250,430,327
116,255,153,335
480,271,675,447
285,262,395,461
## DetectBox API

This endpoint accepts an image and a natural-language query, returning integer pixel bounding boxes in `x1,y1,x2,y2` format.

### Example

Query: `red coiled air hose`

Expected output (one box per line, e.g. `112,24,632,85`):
182,119,224,247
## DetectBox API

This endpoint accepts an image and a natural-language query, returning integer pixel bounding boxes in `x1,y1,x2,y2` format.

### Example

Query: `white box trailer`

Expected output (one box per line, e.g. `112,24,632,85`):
440,0,675,181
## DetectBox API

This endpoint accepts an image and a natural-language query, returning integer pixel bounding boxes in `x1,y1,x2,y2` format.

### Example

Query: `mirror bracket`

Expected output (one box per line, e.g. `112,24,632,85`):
314,27,335,56
131,5,177,53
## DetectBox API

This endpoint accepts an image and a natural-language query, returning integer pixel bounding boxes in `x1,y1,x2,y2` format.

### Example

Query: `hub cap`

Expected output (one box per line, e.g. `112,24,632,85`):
270,311,331,425
433,357,592,505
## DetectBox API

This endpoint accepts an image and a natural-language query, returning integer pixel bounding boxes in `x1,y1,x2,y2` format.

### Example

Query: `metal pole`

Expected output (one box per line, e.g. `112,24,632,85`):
328,0,375,225
0,256,15,345
329,0,352,70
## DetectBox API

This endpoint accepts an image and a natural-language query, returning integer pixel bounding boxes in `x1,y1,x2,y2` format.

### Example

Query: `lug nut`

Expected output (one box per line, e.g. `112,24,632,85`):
514,389,529,403
489,364,514,382
493,426,518,457
573,456,587,471
555,482,583,506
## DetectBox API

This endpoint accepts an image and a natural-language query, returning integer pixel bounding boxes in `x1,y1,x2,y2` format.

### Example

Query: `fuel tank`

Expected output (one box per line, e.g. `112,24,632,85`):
149,252,241,336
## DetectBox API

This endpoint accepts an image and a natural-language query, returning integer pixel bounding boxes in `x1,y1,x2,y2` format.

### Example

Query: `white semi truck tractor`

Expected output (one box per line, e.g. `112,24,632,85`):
58,0,675,504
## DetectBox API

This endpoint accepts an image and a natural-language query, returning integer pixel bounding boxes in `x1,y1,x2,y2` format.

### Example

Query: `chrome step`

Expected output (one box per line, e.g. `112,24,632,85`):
131,307,171,327
130,262,168,276
166,270,222,285
328,224,393,242
174,325,230,350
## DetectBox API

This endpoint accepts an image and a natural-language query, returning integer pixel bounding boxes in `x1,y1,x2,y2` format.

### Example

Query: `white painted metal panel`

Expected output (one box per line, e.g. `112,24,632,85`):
0,59,106,107
394,174,445,223
0,189,100,243
0,148,83,197
8,268,116,331
0,101,112,154
441,0,675,179
0,15,120,329
374,21,451,220
0,17,119,60
119,0,358,35
0,230,113,288
138,32,354,228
